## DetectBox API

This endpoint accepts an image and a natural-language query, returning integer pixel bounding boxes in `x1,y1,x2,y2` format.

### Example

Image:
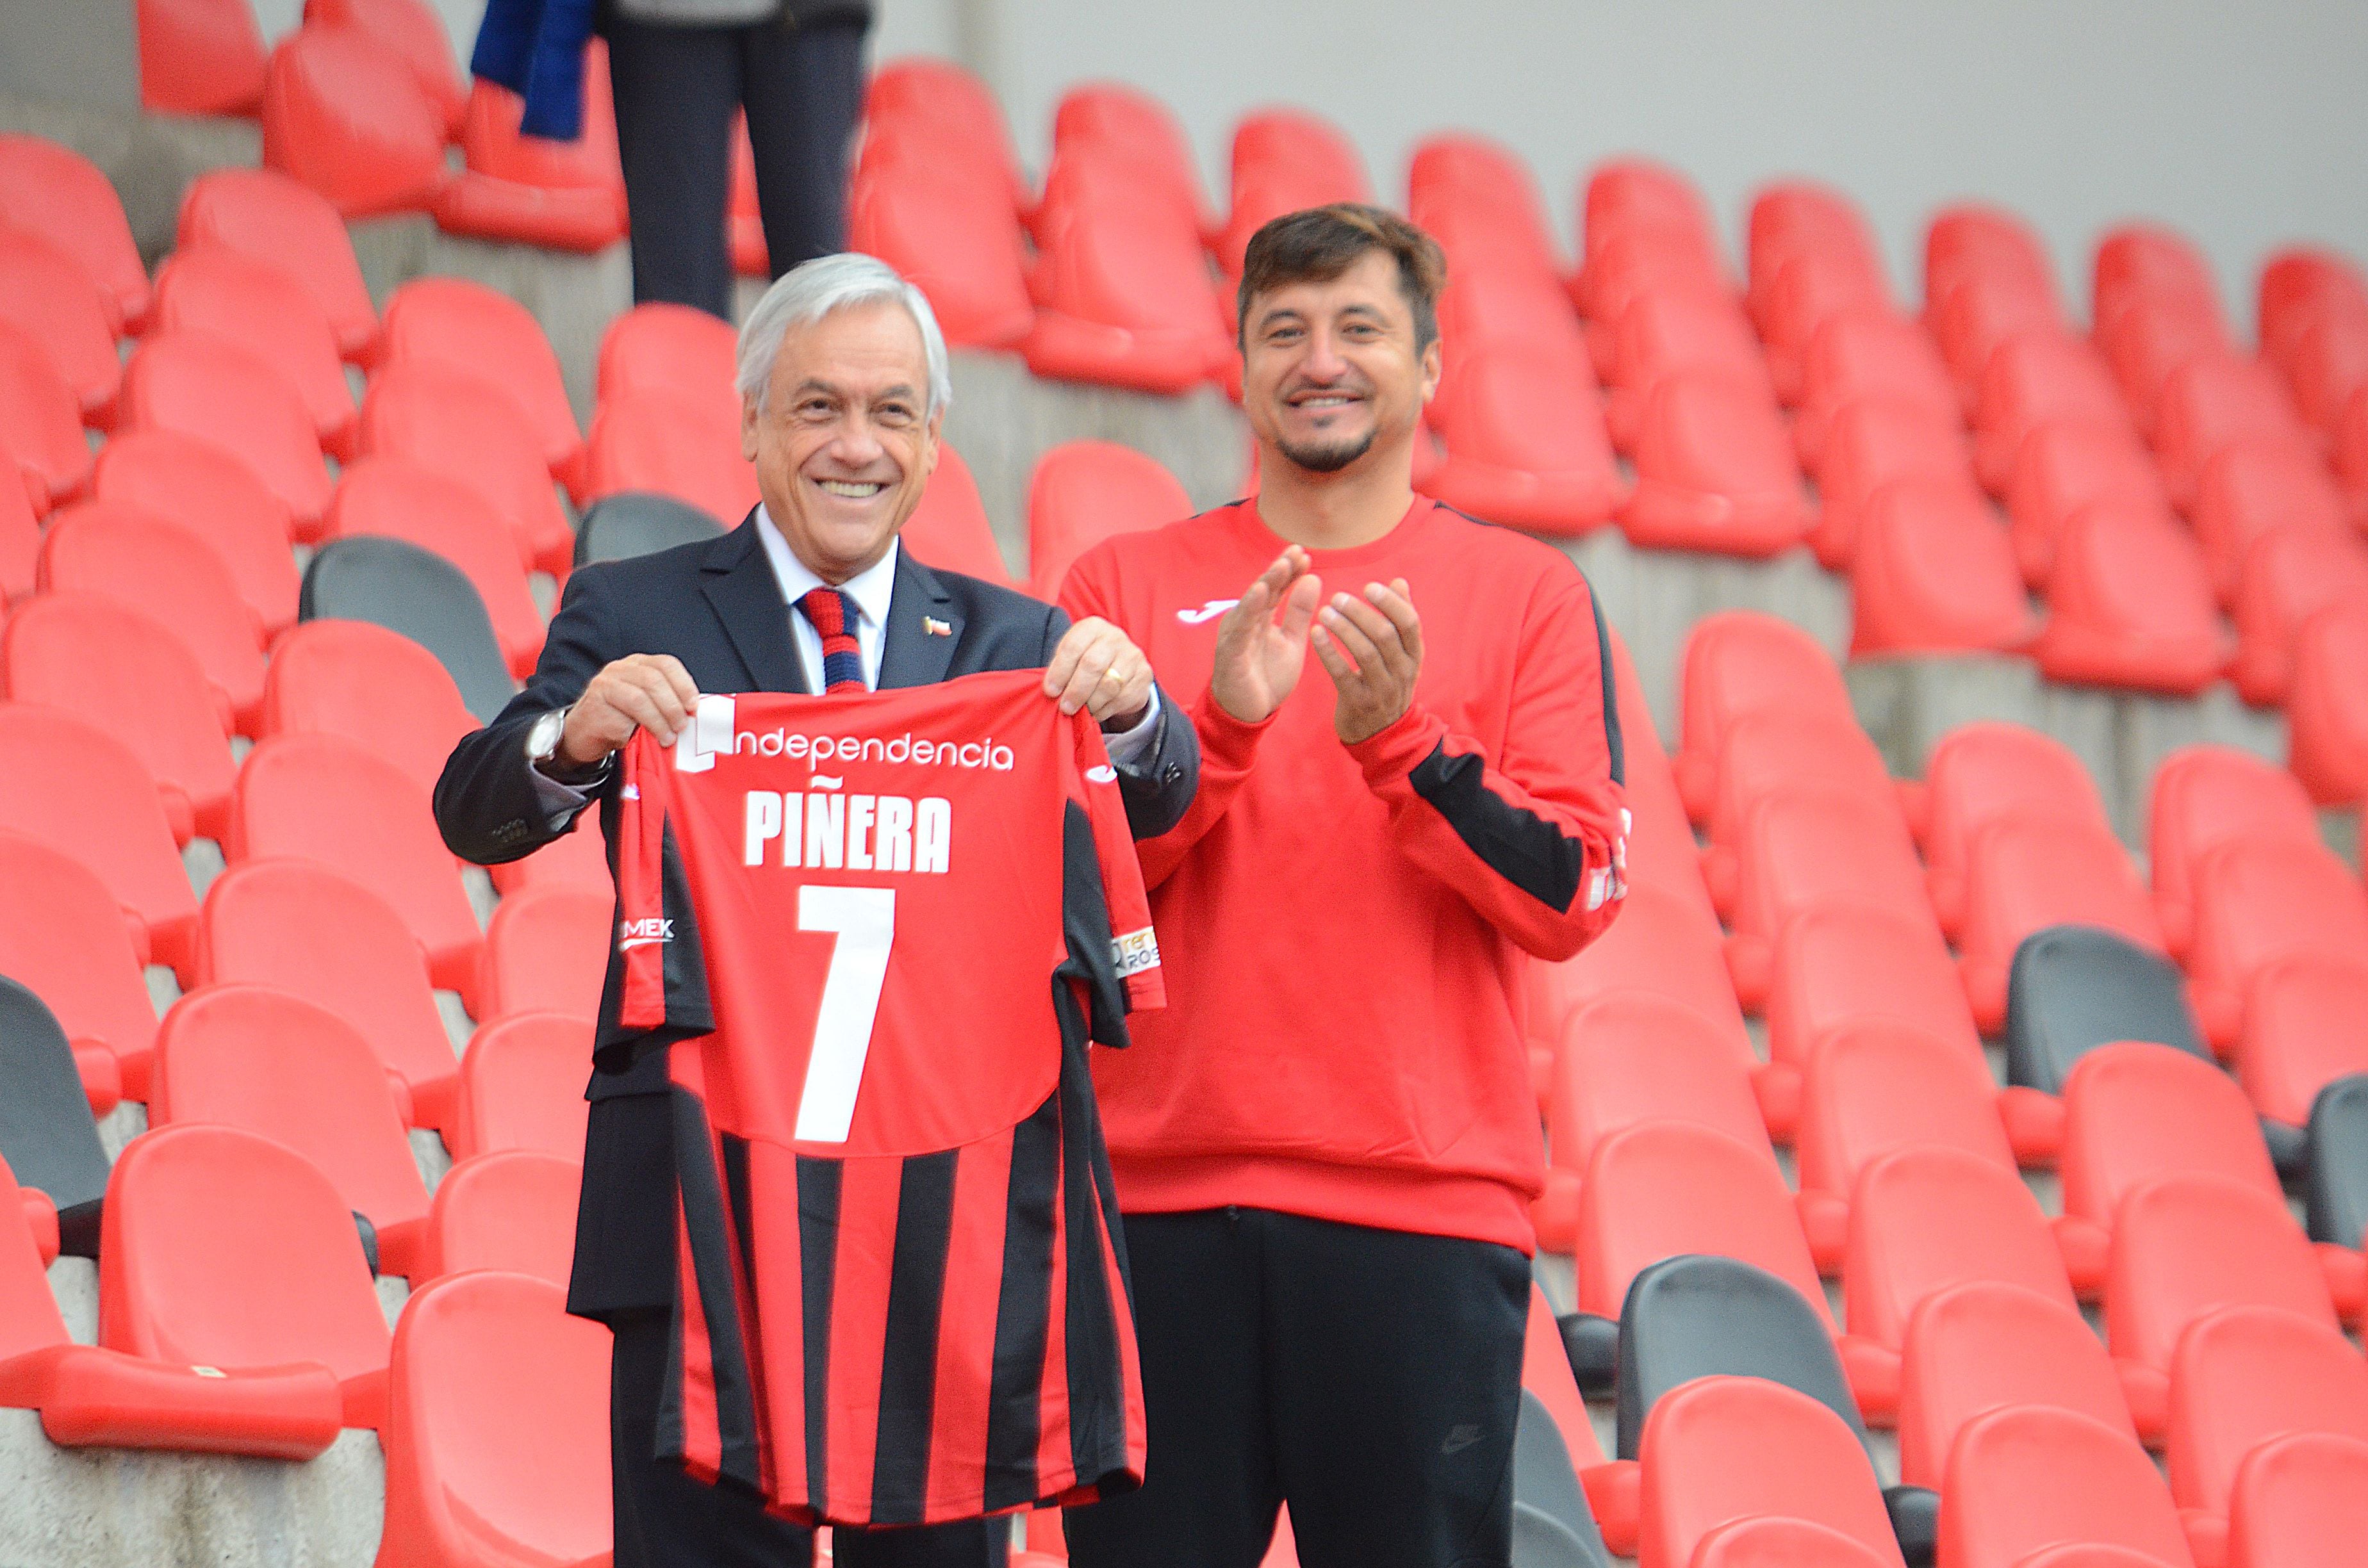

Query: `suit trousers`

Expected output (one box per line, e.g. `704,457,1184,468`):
609,1310,1009,1567
602,7,866,320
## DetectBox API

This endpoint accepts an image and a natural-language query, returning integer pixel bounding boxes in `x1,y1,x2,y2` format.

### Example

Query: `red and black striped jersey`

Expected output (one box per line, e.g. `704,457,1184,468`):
607,669,1160,1527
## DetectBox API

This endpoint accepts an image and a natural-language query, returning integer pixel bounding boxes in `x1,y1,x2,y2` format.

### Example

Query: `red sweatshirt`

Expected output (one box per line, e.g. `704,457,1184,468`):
1060,497,1629,1253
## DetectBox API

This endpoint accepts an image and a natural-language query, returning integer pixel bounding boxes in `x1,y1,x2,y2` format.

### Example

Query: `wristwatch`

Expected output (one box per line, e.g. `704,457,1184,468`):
527,705,610,787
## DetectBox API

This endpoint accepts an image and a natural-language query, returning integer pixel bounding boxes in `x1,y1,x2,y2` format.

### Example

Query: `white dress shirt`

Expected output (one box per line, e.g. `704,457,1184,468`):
532,507,1158,821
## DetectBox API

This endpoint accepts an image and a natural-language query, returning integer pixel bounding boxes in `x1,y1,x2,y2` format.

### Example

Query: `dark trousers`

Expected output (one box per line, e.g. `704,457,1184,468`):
603,8,866,320
1063,1209,1529,1568
608,1310,1008,1568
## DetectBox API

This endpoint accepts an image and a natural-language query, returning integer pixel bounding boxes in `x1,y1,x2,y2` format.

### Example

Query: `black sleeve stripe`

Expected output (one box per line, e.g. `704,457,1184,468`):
1408,742,1589,913
1581,570,1625,789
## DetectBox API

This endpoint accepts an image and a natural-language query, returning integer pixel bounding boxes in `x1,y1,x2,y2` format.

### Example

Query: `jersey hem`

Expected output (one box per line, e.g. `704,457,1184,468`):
1105,1154,1540,1256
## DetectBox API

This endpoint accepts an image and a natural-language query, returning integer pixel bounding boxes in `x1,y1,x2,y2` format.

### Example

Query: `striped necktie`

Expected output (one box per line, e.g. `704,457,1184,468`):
794,587,867,694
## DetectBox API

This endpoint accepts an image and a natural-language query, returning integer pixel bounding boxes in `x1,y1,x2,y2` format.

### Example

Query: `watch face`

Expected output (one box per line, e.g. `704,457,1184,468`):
530,711,564,760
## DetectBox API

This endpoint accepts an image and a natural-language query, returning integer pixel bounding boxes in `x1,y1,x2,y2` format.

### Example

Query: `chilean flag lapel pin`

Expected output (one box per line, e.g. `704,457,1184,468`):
923,616,953,637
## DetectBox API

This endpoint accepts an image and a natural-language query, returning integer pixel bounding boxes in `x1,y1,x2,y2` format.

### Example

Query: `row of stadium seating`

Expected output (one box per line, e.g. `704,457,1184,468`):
6,41,2368,1565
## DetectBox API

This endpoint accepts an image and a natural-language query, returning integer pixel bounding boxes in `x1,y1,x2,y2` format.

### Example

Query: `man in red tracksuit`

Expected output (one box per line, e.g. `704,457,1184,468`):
1057,205,1629,1567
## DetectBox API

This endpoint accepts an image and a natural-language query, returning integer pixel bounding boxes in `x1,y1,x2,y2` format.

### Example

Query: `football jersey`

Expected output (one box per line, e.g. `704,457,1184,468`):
607,669,1162,1527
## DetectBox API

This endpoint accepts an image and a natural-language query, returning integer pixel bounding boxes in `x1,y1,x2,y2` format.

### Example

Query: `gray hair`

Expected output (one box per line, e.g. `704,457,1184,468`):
734,253,953,421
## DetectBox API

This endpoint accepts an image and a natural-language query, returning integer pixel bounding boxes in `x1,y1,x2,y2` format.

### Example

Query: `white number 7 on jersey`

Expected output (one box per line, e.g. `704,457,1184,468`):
794,885,896,1143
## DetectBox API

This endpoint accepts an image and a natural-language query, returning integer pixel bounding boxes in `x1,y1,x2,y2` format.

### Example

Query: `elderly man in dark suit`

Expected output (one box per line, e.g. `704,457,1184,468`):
434,253,1197,1568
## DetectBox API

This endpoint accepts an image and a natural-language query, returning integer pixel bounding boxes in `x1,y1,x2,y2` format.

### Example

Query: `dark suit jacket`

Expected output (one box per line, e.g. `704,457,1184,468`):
434,518,1197,1319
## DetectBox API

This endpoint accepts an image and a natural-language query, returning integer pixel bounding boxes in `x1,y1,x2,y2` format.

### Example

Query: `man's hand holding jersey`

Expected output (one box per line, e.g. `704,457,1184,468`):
1043,617,1155,728
1211,544,1426,744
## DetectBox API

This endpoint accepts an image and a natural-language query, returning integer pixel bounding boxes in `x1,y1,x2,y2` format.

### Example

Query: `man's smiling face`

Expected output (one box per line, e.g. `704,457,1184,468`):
1240,248,1440,478
742,297,941,583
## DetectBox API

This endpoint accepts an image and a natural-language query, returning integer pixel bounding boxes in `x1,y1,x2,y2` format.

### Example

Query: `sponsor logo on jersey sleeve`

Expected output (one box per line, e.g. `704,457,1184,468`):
619,917,675,950
1174,598,1239,625
1111,926,1161,977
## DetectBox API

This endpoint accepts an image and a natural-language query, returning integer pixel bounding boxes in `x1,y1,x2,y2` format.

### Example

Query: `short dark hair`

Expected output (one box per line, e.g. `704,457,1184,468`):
1237,203,1447,354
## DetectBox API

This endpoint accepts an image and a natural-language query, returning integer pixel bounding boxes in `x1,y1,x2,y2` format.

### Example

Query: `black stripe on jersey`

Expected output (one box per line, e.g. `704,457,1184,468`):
719,1133,769,1494
796,1155,843,1517
983,1092,1061,1512
670,1090,762,1490
1407,742,1591,913
1583,576,1625,788
871,1149,958,1524
1055,1006,1128,1490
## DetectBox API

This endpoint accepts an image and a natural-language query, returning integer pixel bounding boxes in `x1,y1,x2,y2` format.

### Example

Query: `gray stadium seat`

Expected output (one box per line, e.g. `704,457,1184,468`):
1511,1387,1613,1568
2306,1074,2368,1248
0,975,111,1257
575,490,727,566
2002,924,2211,1096
299,535,516,723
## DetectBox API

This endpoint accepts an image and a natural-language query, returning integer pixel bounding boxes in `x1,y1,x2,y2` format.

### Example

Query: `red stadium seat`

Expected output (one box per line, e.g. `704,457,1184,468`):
1575,1120,1829,1328
1930,272,2059,404
100,1123,391,1427
866,56,1032,225
0,320,93,512
1698,713,1901,915
2032,502,2226,696
1410,134,1561,270
0,224,120,424
0,832,162,1098
325,458,546,679
1848,477,2038,657
2169,1303,2368,1535
2147,746,2324,960
1638,1377,1903,1568
583,388,756,530
2107,1173,2342,1378
0,701,197,982
1763,903,1987,1092
2260,249,2368,373
1897,1281,2142,1492
1841,1147,2086,1391
1955,817,2164,1035
37,500,269,734
1937,1405,2196,1568
436,40,624,254
176,167,379,361
448,1012,592,1163
903,442,1011,587
2183,839,2368,1050
1747,181,1884,333
2097,295,2230,434
1053,83,1215,237
305,0,466,138
2276,307,2368,439
1537,992,1777,1252
2230,525,2368,705
1581,234,1730,377
2227,1432,2368,1568
197,857,462,1130
0,1145,347,1460
2152,355,2314,511
0,136,151,332
1809,397,1972,569
138,0,269,115
1920,723,2114,937
1620,372,1810,557
150,984,431,1277
1027,440,1189,598
151,242,355,458
91,430,300,635
1722,790,1937,1011
1793,1022,2021,1268
2095,223,2221,332
1604,287,1775,446
2191,436,2353,606
0,453,31,602
259,23,448,219
1670,612,1855,822
261,619,476,797
1424,345,1624,536
2240,958,2368,1131
412,1150,578,1287
850,132,1035,352
379,277,584,487
119,329,333,534
1925,205,2057,314
1024,176,1232,395
1581,159,1721,276
596,302,738,425
375,1270,611,1568
360,360,577,576
227,734,483,995
2005,420,2173,589
3,591,237,842
1971,331,2132,494
1215,110,1369,285
2289,605,2368,806
1757,250,1892,405
477,884,606,1023
1794,308,1959,472
2058,1043,2282,1270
